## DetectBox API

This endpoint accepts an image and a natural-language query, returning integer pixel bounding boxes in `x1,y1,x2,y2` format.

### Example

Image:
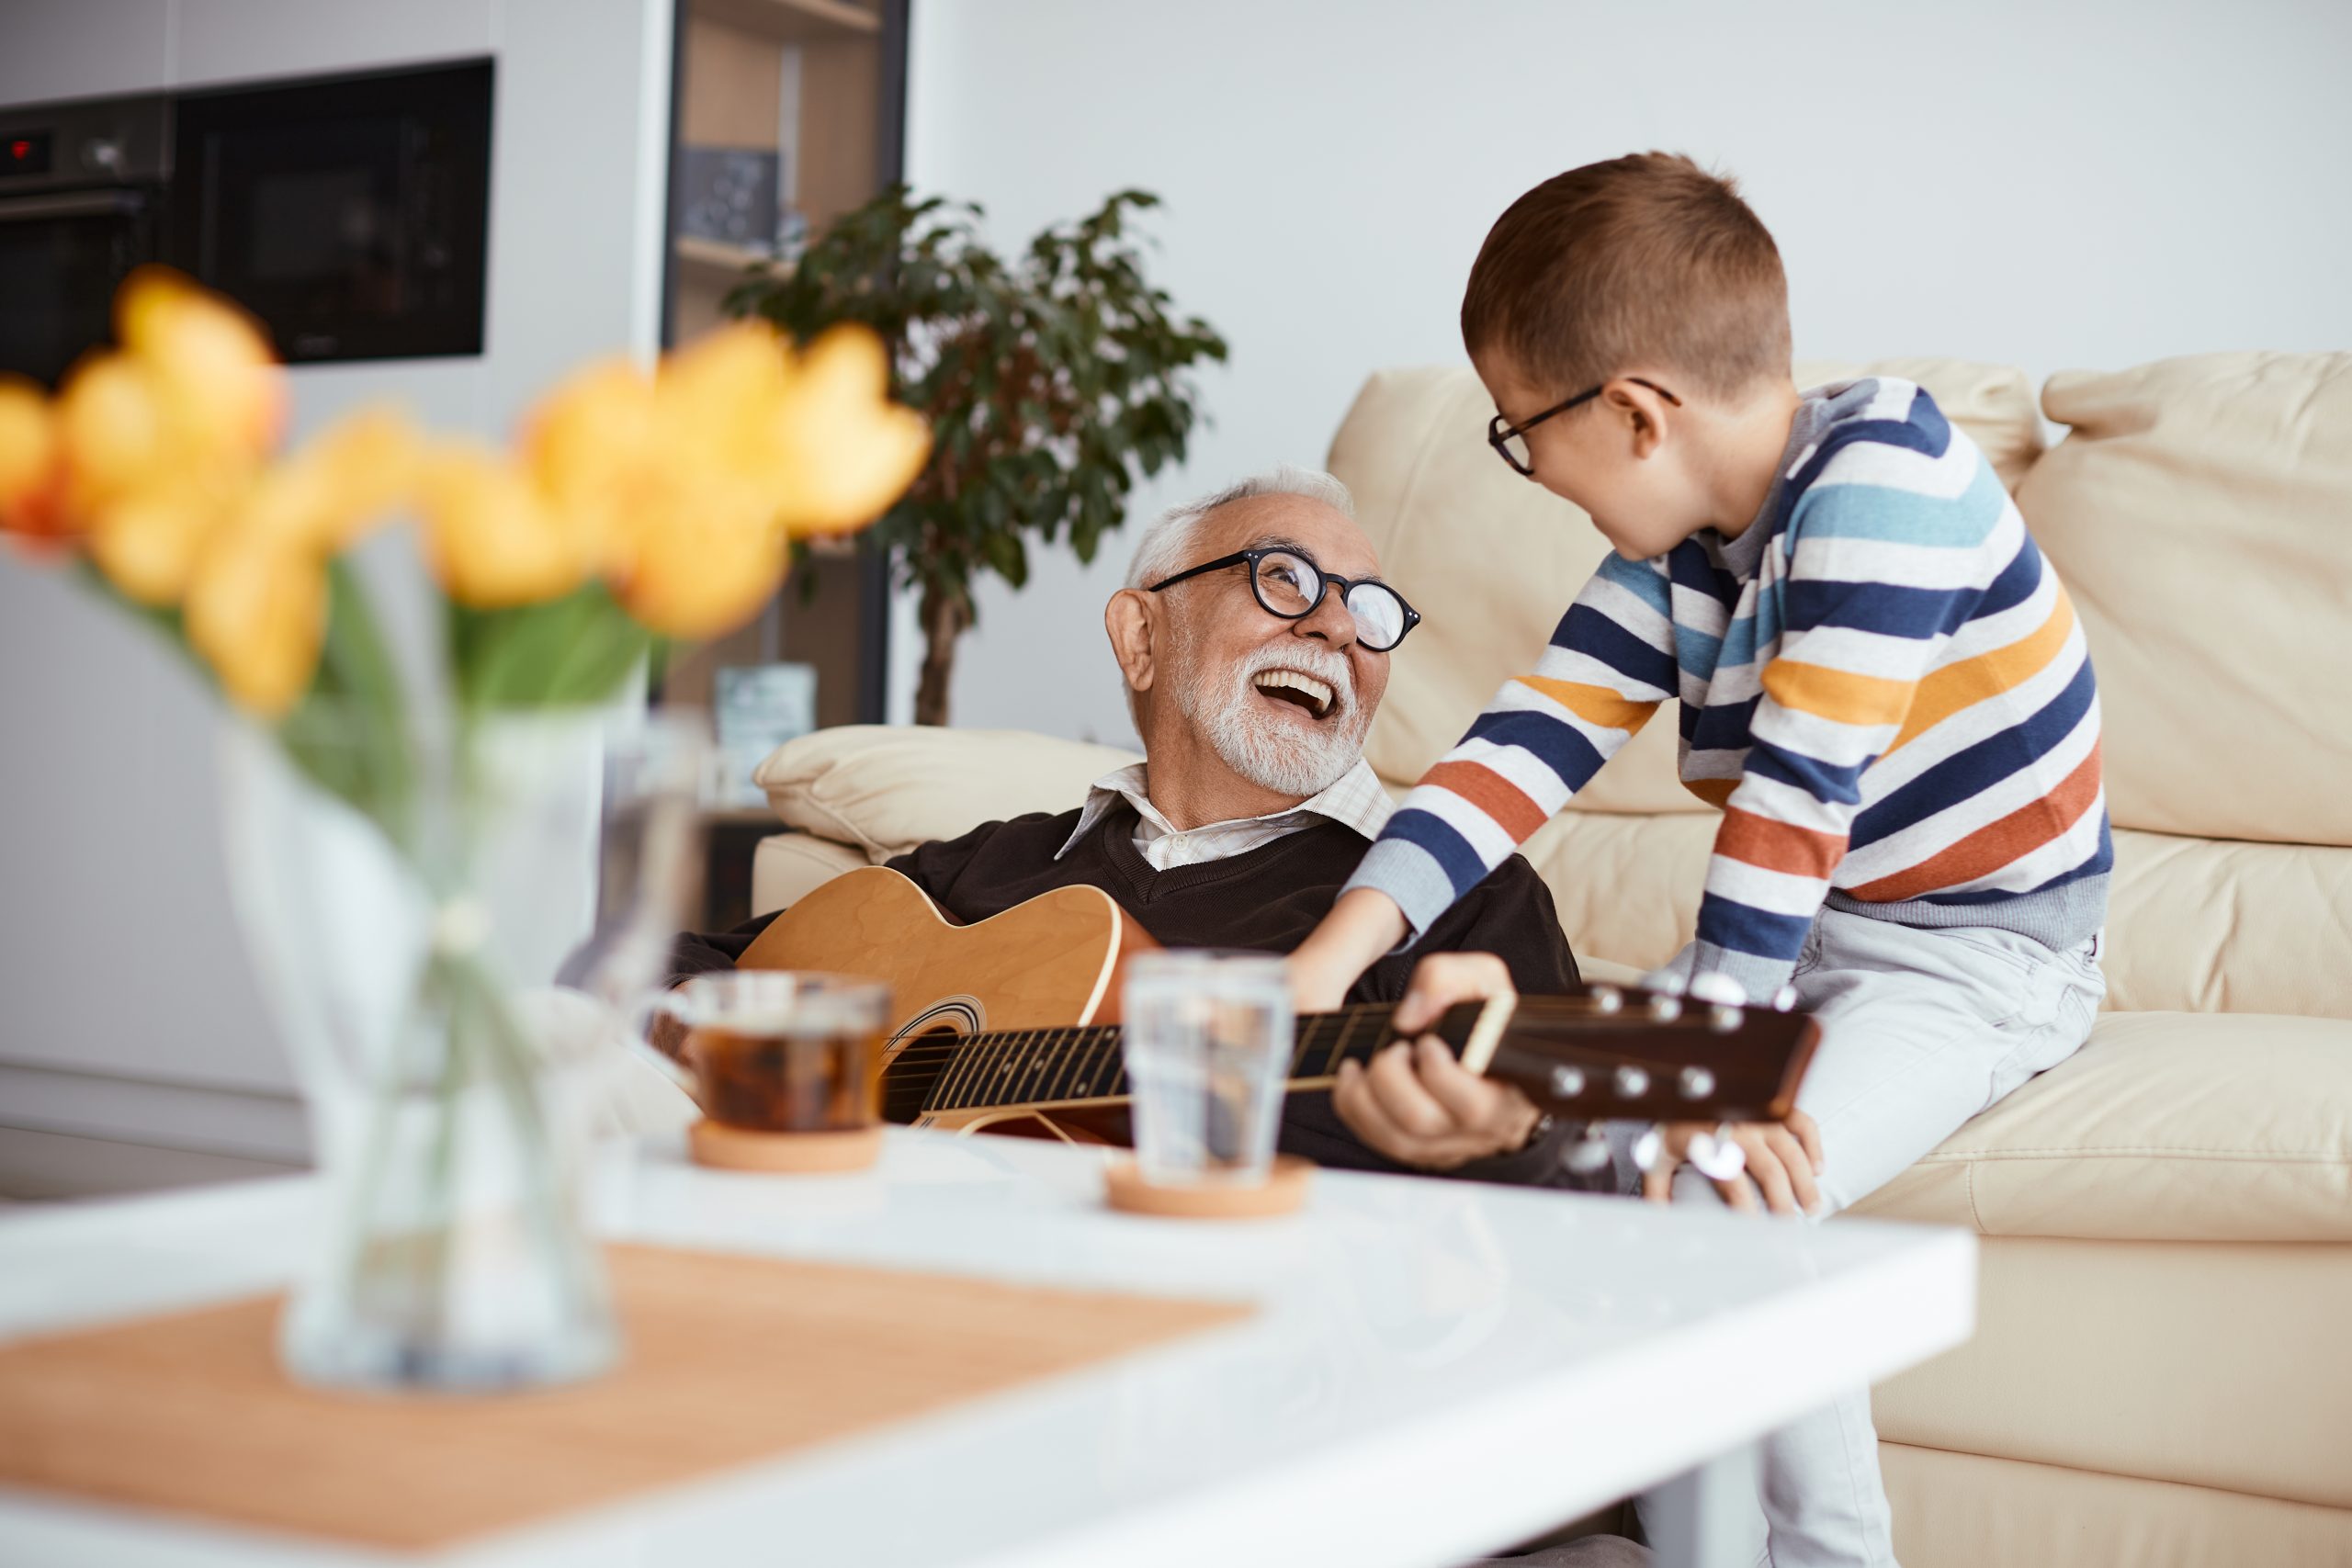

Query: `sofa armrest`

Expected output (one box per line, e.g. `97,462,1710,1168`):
750,832,868,917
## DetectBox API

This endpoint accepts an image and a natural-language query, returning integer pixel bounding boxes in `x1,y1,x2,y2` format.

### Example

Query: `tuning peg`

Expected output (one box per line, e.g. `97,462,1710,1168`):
1688,1125,1747,1182
1612,1065,1650,1100
1646,993,1683,1021
1771,985,1799,1013
1589,984,1624,1014
1687,972,1747,1007
1677,1065,1715,1100
1564,1125,1613,1177
1549,1064,1587,1100
1632,1124,1666,1173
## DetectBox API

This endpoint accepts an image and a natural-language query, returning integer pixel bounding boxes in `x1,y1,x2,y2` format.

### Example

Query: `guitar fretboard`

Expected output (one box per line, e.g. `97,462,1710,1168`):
893,1002,1409,1118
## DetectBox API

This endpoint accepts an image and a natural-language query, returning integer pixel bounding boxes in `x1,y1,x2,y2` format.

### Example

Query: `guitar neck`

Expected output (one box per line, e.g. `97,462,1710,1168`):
893,986,1816,1127
899,1003,1409,1120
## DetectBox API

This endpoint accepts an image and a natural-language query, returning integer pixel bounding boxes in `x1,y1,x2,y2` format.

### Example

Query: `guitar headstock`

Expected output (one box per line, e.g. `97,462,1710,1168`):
1428,984,1818,1124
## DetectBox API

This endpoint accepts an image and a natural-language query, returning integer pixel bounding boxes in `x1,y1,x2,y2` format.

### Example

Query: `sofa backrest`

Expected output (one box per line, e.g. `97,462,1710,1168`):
1326,358,2352,1020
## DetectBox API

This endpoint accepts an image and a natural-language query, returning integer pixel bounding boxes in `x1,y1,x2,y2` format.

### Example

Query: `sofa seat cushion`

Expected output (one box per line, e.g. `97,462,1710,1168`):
1852,1010,2352,1242
1874,1236,2352,1511
1881,1440,2352,1568
754,725,1141,862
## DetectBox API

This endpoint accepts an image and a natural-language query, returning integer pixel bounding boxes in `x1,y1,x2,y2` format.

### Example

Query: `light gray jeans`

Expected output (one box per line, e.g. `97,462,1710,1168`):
1624,907,2107,1568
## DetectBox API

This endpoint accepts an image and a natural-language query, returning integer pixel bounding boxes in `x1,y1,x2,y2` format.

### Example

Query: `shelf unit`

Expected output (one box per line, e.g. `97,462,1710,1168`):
660,0,904,739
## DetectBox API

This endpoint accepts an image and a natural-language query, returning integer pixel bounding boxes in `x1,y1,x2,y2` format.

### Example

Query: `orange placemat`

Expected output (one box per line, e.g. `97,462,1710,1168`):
0,1243,1250,1551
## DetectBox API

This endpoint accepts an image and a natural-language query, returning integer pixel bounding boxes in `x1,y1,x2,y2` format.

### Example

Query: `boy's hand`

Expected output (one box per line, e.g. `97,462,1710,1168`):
1288,887,1409,1013
1642,1111,1826,1215
1331,952,1536,1170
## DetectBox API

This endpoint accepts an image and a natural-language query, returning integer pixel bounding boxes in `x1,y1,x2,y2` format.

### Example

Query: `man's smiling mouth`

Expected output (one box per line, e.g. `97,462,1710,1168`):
1251,668,1337,720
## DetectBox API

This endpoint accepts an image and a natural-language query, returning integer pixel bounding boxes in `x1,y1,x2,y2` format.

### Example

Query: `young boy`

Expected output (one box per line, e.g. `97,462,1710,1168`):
1293,153,2109,1567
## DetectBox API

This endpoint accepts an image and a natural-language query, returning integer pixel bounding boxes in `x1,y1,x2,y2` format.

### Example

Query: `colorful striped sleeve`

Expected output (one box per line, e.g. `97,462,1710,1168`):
1687,447,2007,998
1342,550,1676,940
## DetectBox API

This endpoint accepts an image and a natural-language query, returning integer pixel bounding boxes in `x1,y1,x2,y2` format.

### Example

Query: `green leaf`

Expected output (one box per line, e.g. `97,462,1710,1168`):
277,558,417,844
449,583,650,713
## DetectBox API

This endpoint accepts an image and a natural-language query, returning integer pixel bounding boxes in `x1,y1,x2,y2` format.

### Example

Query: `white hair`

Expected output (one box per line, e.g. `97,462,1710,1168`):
1124,465,1356,590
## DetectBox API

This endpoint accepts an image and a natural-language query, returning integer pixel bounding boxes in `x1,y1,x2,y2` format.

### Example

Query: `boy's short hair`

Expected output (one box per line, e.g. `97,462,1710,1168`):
1462,152,1790,400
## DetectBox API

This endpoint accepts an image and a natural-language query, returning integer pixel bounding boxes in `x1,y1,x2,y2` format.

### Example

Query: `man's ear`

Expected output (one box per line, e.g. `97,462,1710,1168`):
1105,589,1157,695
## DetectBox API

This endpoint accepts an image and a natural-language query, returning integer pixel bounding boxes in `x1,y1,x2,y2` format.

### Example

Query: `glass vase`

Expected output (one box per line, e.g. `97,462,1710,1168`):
219,709,702,1393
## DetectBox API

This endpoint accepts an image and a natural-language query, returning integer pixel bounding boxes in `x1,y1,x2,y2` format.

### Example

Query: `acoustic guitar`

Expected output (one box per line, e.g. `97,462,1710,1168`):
723,866,1817,1144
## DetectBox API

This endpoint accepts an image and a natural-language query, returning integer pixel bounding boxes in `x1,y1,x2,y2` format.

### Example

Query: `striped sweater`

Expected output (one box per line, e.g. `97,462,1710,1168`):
1347,378,2111,998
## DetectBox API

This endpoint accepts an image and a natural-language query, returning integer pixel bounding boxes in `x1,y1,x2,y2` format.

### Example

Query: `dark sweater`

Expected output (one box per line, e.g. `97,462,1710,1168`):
673,802,1593,1189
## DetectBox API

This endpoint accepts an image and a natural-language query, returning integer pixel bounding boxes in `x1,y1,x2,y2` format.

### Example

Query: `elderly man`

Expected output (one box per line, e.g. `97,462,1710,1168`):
674,467,1585,1186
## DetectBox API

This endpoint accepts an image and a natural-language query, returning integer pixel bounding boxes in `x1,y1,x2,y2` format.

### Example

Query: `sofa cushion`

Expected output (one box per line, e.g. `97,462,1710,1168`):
1326,359,2046,809
2101,830,2352,1019
1876,1237,2352,1512
2020,352,2352,850
753,724,1141,863
750,831,866,916
1850,1010,2352,1242
1486,761,2352,1021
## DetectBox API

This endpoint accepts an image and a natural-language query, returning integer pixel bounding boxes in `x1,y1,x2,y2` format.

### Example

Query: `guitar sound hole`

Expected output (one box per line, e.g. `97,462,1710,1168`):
883,1026,961,1123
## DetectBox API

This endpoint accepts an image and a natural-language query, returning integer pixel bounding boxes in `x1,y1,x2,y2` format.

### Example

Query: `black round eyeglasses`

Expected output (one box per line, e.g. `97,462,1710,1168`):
1146,547,1421,652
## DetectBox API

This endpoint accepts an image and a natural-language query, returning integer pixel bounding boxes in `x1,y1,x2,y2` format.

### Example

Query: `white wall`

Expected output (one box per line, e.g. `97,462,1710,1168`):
898,0,2352,746
0,0,673,1188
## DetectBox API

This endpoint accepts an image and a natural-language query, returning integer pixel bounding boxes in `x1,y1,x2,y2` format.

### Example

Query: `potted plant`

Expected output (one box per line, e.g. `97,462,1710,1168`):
728,186,1227,726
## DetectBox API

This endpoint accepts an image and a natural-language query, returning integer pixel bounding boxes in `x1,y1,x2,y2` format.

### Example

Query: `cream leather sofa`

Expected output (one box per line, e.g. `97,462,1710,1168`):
746,354,2352,1568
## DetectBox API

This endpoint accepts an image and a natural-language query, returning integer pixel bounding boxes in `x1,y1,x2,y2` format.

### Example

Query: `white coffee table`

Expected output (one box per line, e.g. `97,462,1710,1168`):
0,1129,1973,1568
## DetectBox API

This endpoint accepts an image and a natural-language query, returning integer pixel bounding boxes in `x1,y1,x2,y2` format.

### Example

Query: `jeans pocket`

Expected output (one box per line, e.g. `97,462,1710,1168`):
1937,927,2045,979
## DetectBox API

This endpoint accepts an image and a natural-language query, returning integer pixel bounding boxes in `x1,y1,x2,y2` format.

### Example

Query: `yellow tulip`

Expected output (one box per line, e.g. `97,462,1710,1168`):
0,376,65,541
117,267,284,456
609,480,789,639
57,355,174,508
243,407,422,553
186,536,326,717
85,468,247,605
763,324,931,536
416,443,593,608
525,359,656,571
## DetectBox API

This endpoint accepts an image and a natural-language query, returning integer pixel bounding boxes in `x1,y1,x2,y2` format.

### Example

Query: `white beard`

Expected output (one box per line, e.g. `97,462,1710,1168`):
1169,638,1371,799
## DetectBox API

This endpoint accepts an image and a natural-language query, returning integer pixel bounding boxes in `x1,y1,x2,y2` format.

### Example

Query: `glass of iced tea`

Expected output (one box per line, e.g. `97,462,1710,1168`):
654,972,891,1169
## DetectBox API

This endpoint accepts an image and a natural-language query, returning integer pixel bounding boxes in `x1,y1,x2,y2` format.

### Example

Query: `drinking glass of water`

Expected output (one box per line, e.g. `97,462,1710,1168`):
1121,952,1293,1187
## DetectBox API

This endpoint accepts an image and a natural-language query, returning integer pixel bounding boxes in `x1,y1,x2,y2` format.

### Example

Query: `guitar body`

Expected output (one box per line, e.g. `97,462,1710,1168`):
733,865,1156,1138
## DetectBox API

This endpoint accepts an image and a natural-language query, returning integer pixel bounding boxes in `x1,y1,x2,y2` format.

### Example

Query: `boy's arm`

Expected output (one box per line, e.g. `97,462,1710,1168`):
1687,468,2005,998
1294,553,1678,1002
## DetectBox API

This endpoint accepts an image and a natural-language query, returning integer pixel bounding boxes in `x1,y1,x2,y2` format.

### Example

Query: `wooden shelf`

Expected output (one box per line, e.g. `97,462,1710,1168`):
674,233,777,276
691,0,879,43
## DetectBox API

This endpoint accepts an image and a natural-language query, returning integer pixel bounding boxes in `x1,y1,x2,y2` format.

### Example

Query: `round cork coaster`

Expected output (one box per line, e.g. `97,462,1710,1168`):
689,1119,885,1174
1102,1155,1313,1220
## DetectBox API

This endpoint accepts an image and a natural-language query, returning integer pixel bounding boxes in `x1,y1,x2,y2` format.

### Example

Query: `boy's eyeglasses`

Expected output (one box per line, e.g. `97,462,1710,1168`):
1487,377,1683,478
1146,547,1422,652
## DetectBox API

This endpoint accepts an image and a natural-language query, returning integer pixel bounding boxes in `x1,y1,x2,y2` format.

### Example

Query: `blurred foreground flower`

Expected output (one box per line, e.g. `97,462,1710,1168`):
0,376,65,544
3,270,927,719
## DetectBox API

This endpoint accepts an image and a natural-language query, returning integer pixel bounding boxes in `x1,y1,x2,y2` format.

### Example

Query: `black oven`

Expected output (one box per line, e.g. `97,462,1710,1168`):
0,60,494,384
169,59,493,365
0,94,168,388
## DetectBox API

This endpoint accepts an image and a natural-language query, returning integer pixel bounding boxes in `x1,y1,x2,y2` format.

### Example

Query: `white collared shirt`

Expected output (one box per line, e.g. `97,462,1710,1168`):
1054,758,1396,871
